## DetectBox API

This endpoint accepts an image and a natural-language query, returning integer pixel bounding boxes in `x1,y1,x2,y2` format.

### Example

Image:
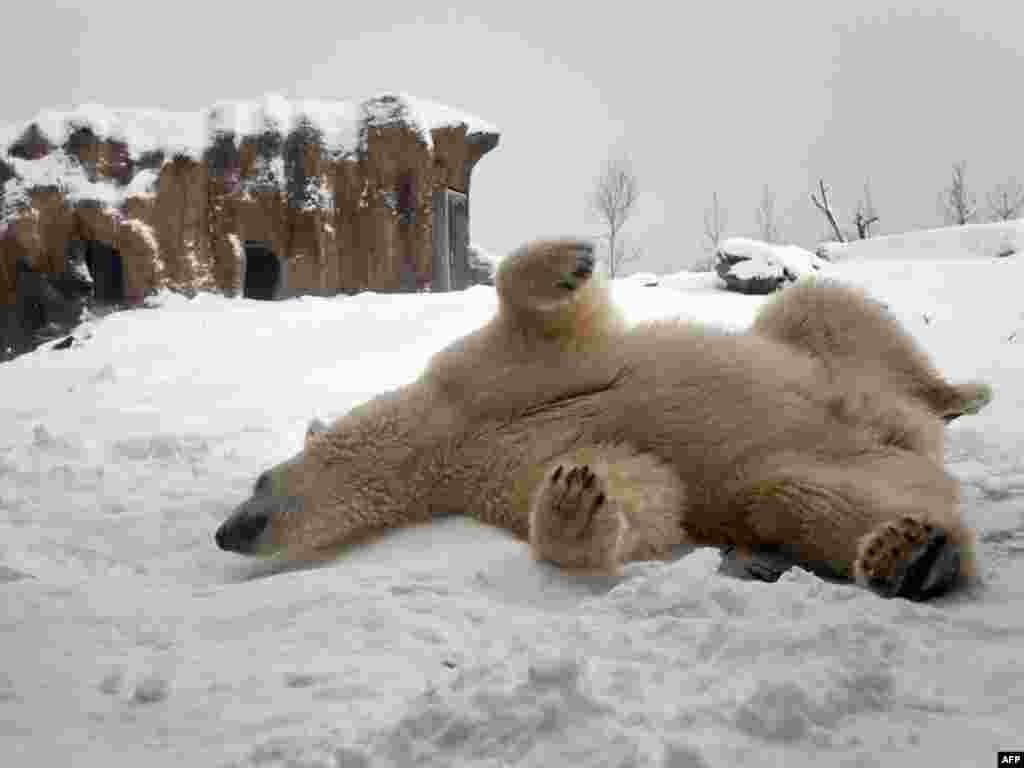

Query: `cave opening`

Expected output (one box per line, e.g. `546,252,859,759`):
243,242,282,300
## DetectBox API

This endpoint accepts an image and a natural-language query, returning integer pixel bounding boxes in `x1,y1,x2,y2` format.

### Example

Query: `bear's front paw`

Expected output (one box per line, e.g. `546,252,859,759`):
855,516,961,600
529,463,622,570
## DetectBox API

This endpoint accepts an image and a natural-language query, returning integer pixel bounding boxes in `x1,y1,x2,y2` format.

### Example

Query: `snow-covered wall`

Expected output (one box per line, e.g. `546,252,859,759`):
0,93,501,309
4,92,499,163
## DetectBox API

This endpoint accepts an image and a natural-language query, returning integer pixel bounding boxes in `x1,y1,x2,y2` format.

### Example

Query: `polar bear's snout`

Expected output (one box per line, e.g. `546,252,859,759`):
215,507,268,553
215,494,302,555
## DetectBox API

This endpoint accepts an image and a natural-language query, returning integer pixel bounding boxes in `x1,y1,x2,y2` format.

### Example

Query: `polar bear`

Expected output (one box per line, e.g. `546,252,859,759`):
215,238,992,600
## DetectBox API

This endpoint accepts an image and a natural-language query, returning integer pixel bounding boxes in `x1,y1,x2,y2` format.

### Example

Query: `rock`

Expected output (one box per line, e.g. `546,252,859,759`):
52,335,74,350
715,237,825,295
0,256,91,358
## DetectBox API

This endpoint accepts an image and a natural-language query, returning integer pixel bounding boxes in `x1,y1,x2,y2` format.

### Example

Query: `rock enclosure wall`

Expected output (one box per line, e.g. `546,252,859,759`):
0,95,499,309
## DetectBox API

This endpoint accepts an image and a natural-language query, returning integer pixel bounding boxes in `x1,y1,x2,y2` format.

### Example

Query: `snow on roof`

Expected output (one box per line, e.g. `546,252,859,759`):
0,93,499,223
4,152,125,209
387,92,500,141
3,92,499,161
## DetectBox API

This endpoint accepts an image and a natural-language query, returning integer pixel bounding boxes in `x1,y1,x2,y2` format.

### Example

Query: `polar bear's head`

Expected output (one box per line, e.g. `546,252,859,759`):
215,389,437,556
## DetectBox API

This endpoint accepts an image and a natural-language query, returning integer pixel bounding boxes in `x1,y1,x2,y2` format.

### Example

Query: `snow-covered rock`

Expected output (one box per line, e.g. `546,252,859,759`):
715,237,826,294
468,242,500,286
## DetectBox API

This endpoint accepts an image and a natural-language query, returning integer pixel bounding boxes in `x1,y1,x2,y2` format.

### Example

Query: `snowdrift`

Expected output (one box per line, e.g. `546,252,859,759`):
1,229,1023,767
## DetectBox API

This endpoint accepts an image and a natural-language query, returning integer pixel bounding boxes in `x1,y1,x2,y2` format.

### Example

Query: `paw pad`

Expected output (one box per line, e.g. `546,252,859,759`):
572,249,595,278
556,248,596,290
857,516,961,600
543,463,608,537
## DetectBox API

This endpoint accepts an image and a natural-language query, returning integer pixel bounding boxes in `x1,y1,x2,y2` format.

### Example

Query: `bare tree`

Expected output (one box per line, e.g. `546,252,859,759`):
987,178,1024,221
756,185,779,243
607,234,643,278
853,180,880,239
590,152,639,277
940,161,977,226
810,179,845,242
703,191,728,251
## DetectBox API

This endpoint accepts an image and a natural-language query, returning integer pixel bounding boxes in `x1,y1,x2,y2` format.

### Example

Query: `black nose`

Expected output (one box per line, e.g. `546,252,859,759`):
215,511,270,553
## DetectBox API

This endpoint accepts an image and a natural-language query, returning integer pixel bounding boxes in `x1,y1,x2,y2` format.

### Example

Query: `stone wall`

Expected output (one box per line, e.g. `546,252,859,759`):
0,99,499,313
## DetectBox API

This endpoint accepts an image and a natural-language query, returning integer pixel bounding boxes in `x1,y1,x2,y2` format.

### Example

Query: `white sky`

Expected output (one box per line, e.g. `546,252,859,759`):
5,0,1024,273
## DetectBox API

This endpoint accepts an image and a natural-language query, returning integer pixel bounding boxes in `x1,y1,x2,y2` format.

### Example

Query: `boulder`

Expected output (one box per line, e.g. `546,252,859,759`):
715,237,825,295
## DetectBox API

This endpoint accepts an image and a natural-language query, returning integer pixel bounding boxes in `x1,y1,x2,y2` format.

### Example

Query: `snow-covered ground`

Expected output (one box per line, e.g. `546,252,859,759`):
2,223,1023,767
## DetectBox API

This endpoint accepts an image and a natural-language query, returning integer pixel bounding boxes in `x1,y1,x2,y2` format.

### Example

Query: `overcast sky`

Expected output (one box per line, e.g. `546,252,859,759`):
5,1,1023,274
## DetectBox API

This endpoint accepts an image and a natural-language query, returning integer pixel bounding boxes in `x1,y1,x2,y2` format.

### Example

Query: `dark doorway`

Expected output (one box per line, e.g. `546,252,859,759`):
243,242,281,300
83,241,125,304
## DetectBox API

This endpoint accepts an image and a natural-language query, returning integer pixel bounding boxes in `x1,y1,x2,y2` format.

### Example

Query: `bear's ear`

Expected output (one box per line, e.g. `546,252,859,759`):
306,418,329,442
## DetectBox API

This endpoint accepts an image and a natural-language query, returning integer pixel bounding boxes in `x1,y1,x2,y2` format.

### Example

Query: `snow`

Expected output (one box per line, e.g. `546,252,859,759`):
124,168,159,199
4,151,125,209
624,271,660,287
0,120,18,149
4,92,499,163
468,241,500,281
2,226,1024,767
822,219,1024,262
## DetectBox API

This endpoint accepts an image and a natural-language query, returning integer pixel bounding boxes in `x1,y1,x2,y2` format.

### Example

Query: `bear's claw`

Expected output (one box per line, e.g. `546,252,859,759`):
550,464,605,537
529,461,622,570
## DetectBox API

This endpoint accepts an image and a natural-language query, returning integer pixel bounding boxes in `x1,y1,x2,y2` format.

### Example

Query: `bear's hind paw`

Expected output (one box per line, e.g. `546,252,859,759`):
855,516,961,600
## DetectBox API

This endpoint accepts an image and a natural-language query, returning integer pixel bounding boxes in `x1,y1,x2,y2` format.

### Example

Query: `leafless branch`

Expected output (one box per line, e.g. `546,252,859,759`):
810,179,846,243
987,178,1024,221
756,185,779,243
853,180,879,239
940,161,977,226
590,152,639,277
703,191,727,251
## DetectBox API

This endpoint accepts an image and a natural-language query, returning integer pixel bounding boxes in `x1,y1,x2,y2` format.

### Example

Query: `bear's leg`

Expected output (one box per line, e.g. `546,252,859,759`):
494,239,623,346
736,450,974,600
718,544,800,583
752,279,992,422
528,445,686,572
